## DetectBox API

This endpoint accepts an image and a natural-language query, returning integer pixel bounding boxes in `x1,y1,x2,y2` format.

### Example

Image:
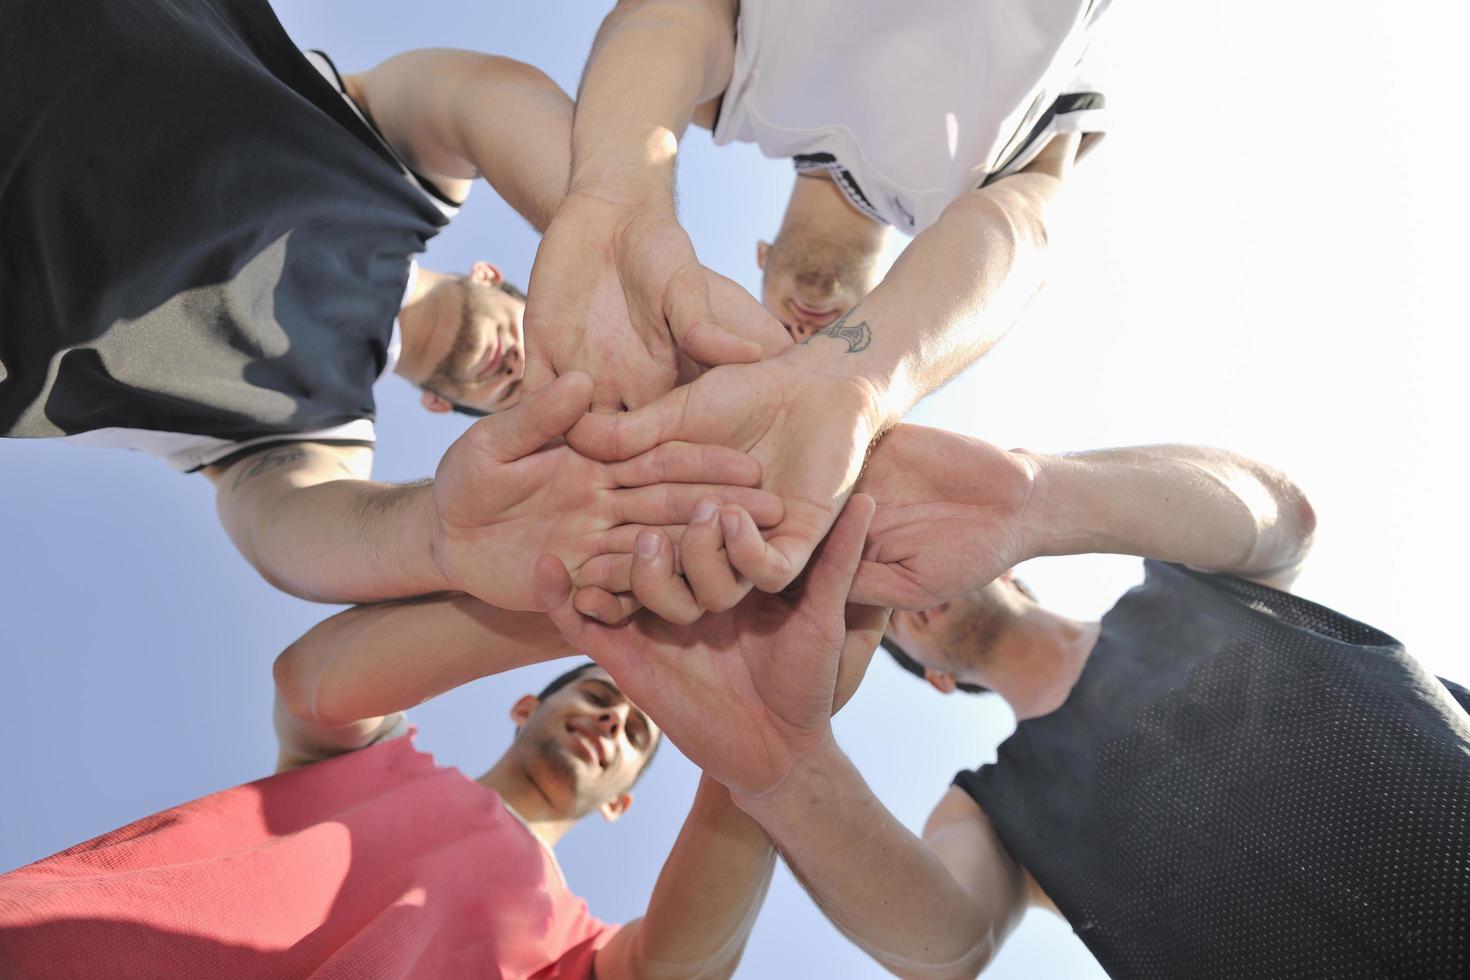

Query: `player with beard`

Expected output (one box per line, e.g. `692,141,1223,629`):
0,603,778,979
0,0,781,612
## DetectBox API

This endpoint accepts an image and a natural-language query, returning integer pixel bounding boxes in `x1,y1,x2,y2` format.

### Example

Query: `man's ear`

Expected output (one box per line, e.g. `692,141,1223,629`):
469,261,504,286
925,669,958,695
509,694,540,727
599,791,633,823
756,240,770,270
420,390,454,414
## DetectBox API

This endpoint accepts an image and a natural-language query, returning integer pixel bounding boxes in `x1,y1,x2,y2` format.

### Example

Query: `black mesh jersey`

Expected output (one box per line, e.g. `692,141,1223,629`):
0,0,450,465
955,560,1470,979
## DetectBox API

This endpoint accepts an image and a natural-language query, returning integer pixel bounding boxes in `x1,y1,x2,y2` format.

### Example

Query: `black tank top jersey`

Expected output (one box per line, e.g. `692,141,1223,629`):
955,561,1470,979
0,0,448,448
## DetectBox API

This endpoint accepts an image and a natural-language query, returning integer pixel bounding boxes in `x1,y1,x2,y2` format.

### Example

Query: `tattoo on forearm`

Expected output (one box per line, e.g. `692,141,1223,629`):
805,308,872,353
232,446,308,490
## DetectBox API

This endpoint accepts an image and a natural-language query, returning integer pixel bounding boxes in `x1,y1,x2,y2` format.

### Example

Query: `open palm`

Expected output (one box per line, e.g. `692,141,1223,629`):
849,424,1039,609
567,347,884,618
433,373,783,611
523,193,787,412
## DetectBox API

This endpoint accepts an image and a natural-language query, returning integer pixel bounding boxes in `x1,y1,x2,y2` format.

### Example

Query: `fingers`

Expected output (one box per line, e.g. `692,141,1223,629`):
629,529,705,626
719,506,804,594
476,371,594,462
573,587,642,625
611,484,784,529
666,269,765,368
565,386,690,462
607,441,763,489
682,498,752,612
804,494,877,611
845,560,934,611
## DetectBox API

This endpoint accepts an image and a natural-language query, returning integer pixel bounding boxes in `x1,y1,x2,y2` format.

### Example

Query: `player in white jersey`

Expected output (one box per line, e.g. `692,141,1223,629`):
524,0,1111,622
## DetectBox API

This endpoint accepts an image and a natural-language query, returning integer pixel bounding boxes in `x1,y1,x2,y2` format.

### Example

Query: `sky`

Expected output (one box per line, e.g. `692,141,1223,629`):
2,2,1468,978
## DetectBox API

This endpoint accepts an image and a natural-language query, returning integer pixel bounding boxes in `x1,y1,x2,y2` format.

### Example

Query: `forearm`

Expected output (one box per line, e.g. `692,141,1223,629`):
735,739,1003,979
274,593,573,728
445,56,573,231
230,478,448,603
800,172,1065,428
1022,445,1317,578
570,0,734,201
599,776,776,980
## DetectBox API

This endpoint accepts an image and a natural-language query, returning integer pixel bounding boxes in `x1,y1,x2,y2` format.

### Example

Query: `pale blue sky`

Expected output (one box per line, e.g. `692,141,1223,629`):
2,2,1466,978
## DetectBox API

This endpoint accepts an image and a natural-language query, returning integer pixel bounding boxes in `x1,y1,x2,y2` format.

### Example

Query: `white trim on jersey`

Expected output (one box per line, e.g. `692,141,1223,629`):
713,0,1112,234
302,50,463,220
61,418,379,473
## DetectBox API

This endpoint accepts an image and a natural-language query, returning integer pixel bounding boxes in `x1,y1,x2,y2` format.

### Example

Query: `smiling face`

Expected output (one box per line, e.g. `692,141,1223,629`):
417,262,526,416
757,222,881,343
508,665,661,823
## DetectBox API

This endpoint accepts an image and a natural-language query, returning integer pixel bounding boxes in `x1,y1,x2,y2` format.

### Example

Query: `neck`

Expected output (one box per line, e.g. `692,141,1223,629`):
781,173,888,257
476,757,578,849
973,609,1100,721
393,268,456,383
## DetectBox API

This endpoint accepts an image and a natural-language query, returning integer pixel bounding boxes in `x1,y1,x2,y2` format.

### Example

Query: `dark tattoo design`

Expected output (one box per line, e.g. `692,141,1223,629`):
805,308,872,353
231,446,308,490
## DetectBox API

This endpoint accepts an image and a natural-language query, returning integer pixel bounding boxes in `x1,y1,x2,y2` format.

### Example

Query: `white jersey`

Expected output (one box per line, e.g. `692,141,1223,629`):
713,0,1111,234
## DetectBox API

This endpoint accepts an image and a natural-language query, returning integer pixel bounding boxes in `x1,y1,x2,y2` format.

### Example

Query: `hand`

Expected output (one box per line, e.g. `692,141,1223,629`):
433,372,784,611
536,496,877,798
848,424,1038,609
567,347,886,623
523,192,790,412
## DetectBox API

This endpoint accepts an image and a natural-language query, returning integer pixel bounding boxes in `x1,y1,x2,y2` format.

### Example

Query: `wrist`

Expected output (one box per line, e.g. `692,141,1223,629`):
1014,452,1093,560
779,342,892,442
567,134,679,208
730,731,844,821
411,481,454,594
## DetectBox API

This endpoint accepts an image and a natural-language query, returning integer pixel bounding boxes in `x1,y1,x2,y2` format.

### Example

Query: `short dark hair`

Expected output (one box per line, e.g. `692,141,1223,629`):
536,661,600,702
880,635,990,695
532,660,663,778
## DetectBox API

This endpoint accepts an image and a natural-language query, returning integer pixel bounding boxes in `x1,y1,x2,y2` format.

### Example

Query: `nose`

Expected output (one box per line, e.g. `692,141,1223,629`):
592,707,623,739
502,345,522,375
788,319,819,342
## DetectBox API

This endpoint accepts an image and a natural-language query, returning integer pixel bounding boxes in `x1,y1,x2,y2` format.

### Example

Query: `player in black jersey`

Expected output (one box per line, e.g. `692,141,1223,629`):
543,423,1469,979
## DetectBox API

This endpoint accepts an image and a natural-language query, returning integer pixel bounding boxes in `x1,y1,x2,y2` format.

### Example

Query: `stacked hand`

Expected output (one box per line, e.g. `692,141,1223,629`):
523,192,791,412
433,371,785,611
849,424,1040,609
565,346,887,624
537,496,885,798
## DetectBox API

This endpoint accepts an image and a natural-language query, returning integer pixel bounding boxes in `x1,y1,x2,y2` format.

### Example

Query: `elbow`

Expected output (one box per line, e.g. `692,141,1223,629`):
892,951,992,980
1245,463,1317,575
272,640,315,723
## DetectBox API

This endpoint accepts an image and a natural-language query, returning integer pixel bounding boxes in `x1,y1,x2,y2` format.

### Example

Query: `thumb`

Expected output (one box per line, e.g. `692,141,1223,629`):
804,494,877,613
535,553,587,645
474,371,593,462
665,268,764,368
565,384,689,462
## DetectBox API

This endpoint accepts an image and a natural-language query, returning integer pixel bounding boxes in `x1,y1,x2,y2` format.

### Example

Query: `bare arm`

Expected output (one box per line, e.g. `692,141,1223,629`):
345,50,574,232
596,777,776,980
272,592,573,771
205,443,448,603
570,0,737,202
1023,444,1317,589
735,743,1027,980
810,136,1080,432
850,426,1318,609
